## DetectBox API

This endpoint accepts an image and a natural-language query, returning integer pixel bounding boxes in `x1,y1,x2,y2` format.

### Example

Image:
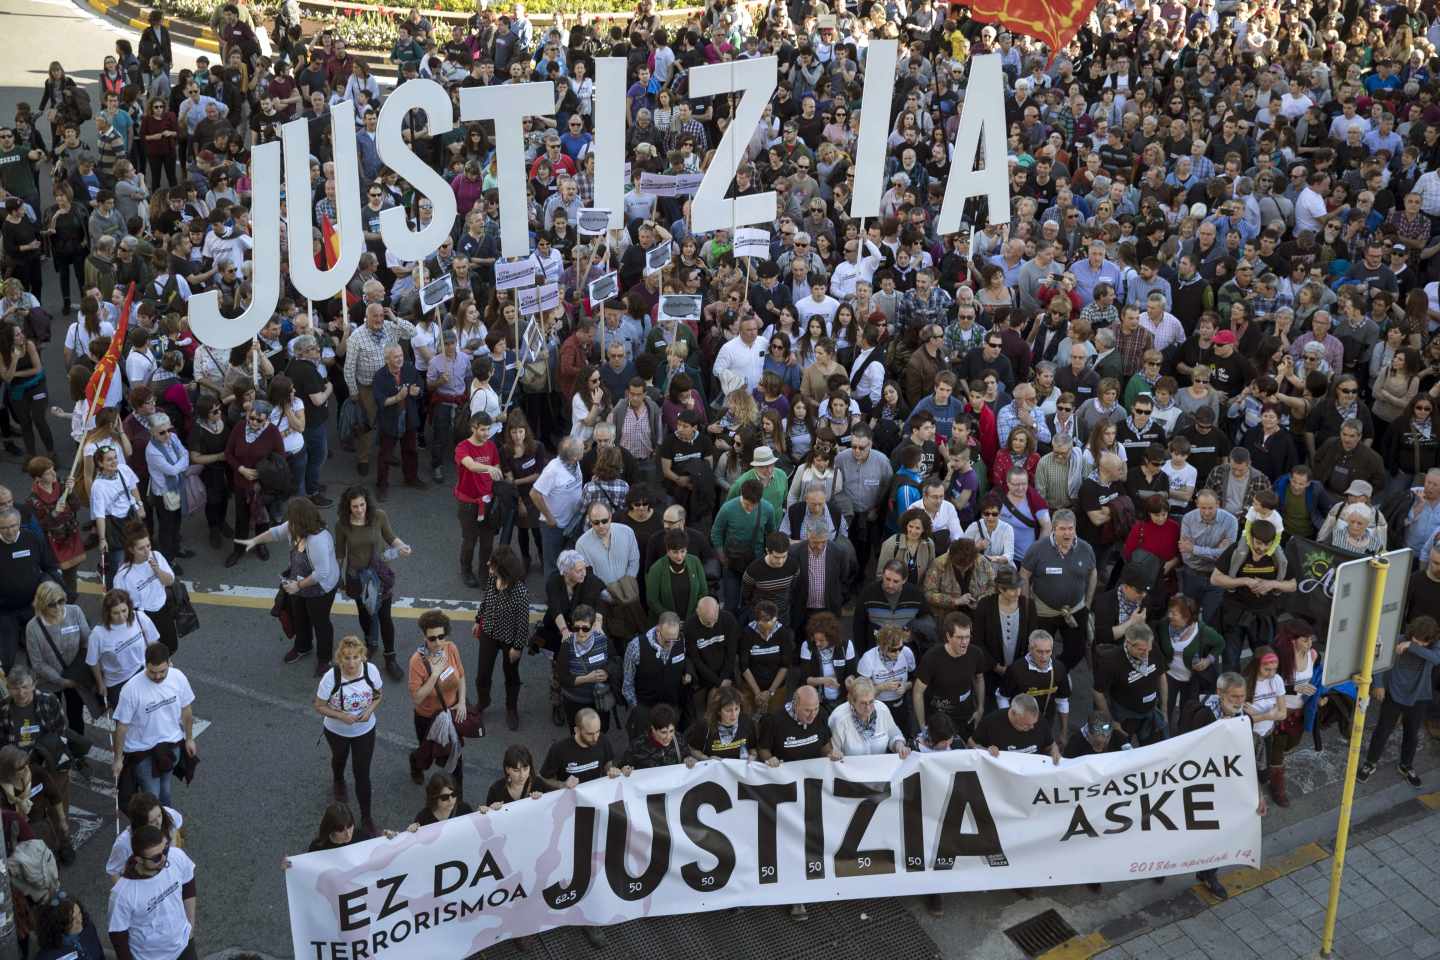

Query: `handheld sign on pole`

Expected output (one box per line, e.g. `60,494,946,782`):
1321,548,1410,687
518,286,542,316
658,294,703,328
674,172,704,196
1319,549,1406,957
495,258,536,291
536,283,561,314
588,272,618,305
734,227,771,259
419,273,456,313
644,240,673,276
640,172,677,197
578,208,612,236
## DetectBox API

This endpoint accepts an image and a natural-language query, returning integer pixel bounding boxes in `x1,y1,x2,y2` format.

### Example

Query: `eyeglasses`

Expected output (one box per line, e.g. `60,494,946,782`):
1417,404,1434,412
1193,378,1211,384
1338,387,1358,395
572,623,592,633
590,518,610,527
1056,404,1073,411
982,510,1000,517
436,791,456,801
424,630,448,641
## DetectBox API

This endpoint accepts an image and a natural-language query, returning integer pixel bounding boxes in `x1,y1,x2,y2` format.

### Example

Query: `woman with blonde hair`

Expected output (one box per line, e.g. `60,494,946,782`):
313,635,383,837
25,579,100,744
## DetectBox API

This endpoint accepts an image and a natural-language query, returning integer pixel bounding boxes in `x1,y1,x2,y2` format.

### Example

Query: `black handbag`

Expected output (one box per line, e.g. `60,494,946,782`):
169,582,200,637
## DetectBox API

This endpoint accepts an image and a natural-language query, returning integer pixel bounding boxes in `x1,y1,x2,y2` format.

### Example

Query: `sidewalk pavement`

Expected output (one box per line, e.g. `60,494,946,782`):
1079,794,1440,960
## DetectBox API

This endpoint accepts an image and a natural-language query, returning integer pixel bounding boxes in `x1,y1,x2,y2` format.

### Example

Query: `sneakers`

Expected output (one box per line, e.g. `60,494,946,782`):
431,467,444,484
311,494,334,508
789,904,809,920
1356,761,1376,783
384,655,404,683
1200,871,1228,900
283,647,311,665
506,707,520,731
1399,764,1423,787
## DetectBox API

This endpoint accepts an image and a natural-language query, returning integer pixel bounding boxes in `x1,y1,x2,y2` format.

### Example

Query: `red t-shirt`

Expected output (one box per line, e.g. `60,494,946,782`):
453,438,498,510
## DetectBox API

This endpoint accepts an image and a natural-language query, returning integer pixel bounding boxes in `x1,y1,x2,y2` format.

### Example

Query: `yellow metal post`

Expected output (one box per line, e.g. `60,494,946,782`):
1320,554,1390,958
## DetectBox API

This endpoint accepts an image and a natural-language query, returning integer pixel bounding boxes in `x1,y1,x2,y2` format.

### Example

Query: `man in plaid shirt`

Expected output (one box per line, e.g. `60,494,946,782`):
1114,305,1155,379
343,303,418,476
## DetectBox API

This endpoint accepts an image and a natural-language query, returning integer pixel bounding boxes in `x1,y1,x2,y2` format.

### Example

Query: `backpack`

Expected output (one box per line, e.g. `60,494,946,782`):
886,473,922,522
147,273,185,317
328,664,379,709
257,451,293,498
61,86,92,124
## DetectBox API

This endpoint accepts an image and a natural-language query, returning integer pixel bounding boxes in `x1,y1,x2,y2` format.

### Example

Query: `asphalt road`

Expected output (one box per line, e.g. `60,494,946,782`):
2,3,1437,957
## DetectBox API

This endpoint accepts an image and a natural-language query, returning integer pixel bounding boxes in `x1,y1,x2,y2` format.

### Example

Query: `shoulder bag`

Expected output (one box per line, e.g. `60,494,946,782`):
35,619,97,693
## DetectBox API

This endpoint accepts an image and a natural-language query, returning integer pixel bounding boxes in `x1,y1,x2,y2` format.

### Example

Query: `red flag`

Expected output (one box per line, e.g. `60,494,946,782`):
320,214,358,306
84,282,135,412
960,0,1098,60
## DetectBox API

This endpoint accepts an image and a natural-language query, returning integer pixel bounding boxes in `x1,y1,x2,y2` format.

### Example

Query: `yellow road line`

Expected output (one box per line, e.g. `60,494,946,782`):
1192,841,1330,906
1037,932,1110,960
1419,791,1440,811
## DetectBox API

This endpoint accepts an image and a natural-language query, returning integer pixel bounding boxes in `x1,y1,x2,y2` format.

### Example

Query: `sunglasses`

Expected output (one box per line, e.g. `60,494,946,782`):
424,631,448,641
982,510,1000,517
436,791,456,801
590,518,610,527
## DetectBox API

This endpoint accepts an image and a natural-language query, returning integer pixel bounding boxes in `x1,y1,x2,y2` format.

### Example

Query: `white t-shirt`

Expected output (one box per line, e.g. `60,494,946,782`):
270,396,305,454
856,647,916,704
1294,187,1328,236
114,666,195,752
105,806,184,877
65,318,115,358
1161,461,1198,509
315,662,384,737
87,613,158,687
113,557,175,614
1250,673,1286,737
108,847,195,960
533,457,584,528
90,465,143,521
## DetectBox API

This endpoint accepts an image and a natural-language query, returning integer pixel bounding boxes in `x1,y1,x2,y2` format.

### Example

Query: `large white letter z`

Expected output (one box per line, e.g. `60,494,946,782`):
687,57,777,234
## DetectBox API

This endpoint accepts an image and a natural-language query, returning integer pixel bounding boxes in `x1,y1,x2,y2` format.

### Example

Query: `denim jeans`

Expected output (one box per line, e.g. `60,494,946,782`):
1180,567,1223,626
540,523,567,576
303,423,328,496
134,741,180,806
288,448,309,498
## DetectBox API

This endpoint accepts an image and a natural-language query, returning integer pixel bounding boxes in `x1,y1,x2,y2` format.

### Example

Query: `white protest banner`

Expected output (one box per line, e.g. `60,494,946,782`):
644,240,673,276
734,227,771,259
658,294,703,327
419,273,455,313
674,172,704,196
537,283,561,314
588,272,619,305
495,259,536,291
578,209,612,236
285,721,1260,957
517,286,542,316
640,172,677,197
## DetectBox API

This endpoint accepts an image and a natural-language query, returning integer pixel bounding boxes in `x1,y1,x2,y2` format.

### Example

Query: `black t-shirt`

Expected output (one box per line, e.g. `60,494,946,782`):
686,713,758,759
658,430,712,472
893,438,940,481
760,708,831,762
1092,643,1167,715
1180,424,1231,486
1077,477,1122,543
540,735,616,784
916,644,991,717
739,626,795,692
972,708,1054,754
288,356,329,425
1208,352,1254,399
484,775,539,806
1001,657,1071,720
1216,542,1284,612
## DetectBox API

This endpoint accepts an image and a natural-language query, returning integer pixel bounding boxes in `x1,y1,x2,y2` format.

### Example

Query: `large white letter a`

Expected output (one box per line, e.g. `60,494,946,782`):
936,54,1011,234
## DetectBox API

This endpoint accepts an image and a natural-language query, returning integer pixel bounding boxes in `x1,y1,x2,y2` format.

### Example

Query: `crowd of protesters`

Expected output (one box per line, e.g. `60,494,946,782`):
2,0,1440,948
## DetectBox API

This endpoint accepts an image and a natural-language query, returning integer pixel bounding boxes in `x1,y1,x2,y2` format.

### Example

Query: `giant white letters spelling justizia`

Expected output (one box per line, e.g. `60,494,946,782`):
188,50,1010,349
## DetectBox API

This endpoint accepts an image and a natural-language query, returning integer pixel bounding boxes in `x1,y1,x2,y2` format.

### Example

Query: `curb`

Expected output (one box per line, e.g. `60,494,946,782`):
86,0,221,52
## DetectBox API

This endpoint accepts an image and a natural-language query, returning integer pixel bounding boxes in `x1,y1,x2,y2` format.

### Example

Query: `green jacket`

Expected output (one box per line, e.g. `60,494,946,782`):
645,554,708,620
726,467,790,517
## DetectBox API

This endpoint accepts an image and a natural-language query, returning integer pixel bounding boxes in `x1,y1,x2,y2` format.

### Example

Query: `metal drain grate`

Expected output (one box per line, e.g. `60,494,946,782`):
469,896,943,960
1005,908,1079,958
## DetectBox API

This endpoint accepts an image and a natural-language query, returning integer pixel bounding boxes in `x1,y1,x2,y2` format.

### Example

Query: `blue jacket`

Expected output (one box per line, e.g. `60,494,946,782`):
1273,475,1323,535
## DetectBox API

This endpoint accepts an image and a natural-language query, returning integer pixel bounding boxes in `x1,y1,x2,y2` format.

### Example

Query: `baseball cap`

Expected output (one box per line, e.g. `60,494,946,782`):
1213,330,1237,345
1345,480,1373,497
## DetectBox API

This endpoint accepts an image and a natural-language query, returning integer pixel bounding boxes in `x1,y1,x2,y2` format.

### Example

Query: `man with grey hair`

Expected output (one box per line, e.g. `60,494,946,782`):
1020,508,1096,672
287,333,334,502
789,516,854,634
620,610,687,723
997,628,1071,742
1182,670,1266,898
970,692,1062,764
343,301,417,477
1093,623,1168,745
1311,415,1385,512
782,481,844,542
531,437,586,573
1034,432,1082,509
